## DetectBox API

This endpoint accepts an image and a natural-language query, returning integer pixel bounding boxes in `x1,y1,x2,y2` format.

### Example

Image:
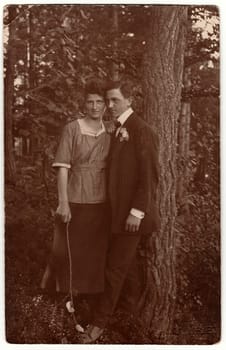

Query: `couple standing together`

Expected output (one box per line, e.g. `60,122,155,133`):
41,78,160,343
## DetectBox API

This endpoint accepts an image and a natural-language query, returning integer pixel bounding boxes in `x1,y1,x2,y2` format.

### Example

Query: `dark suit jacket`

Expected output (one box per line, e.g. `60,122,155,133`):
108,112,160,235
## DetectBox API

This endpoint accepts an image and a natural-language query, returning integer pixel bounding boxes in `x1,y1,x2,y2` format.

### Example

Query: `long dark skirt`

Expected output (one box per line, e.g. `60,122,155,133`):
41,203,110,295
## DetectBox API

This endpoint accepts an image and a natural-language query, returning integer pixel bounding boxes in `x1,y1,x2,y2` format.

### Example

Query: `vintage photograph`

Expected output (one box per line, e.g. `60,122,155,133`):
4,3,220,345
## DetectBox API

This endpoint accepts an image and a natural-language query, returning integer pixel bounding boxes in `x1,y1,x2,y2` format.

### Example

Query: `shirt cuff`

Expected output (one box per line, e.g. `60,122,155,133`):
130,208,145,219
52,162,71,169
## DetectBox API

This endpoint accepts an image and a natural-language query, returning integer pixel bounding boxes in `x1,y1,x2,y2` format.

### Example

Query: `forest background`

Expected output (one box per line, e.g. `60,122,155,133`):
2,2,221,346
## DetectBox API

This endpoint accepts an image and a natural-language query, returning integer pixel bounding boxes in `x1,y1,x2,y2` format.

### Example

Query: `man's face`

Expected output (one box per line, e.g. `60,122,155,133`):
106,88,132,119
85,94,106,120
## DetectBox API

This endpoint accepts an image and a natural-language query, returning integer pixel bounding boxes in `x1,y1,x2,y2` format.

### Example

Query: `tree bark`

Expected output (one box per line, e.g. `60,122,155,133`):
177,50,192,206
141,6,187,343
109,6,120,81
4,6,17,185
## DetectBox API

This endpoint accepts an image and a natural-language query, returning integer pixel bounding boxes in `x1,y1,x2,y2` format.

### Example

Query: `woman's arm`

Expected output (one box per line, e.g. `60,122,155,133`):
55,167,71,223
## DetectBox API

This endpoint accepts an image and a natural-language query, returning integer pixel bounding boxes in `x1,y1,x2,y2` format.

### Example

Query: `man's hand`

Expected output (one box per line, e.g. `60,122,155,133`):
56,202,71,223
125,214,141,233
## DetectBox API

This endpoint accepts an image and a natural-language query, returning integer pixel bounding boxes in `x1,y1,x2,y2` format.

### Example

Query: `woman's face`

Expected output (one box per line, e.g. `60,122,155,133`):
85,94,106,120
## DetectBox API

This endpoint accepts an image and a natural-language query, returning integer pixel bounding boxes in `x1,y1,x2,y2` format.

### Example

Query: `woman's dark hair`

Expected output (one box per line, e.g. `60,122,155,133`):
84,79,106,98
105,78,135,98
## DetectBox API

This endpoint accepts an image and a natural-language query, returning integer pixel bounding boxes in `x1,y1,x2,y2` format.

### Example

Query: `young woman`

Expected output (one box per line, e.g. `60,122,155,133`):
41,80,111,323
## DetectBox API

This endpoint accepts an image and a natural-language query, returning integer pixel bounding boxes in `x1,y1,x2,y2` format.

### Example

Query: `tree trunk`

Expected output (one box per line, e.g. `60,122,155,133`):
109,6,120,81
4,6,17,185
177,51,192,207
141,6,187,343
27,7,37,158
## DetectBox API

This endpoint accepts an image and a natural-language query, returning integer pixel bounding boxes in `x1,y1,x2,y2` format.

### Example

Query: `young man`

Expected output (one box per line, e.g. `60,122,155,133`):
82,79,160,343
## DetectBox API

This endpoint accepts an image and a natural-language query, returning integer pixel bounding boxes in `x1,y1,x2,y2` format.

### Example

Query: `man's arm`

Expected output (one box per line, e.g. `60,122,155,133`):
133,126,159,212
125,126,159,232
132,127,159,213
125,127,159,232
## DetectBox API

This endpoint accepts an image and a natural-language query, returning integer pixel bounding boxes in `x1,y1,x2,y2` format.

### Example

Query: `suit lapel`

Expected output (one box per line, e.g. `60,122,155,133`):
111,133,125,159
111,112,137,159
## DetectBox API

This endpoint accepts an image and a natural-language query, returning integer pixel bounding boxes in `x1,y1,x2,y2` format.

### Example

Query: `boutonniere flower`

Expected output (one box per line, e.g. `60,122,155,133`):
119,127,129,142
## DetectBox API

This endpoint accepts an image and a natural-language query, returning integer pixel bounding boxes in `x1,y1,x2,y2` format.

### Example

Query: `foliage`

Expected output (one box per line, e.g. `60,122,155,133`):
5,5,151,138
174,185,220,344
4,5,219,141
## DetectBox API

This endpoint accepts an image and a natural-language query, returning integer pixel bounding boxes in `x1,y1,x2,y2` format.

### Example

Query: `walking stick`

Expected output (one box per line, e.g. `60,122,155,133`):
65,221,84,333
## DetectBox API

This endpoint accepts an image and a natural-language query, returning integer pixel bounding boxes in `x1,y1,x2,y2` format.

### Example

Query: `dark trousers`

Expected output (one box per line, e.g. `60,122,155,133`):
93,233,142,328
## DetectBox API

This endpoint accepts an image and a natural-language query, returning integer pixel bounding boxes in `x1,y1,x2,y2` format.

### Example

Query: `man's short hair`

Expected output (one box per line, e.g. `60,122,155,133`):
106,78,135,98
84,79,106,98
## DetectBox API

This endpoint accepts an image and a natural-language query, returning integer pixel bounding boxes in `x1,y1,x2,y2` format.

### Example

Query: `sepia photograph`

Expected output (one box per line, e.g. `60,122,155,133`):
3,2,220,345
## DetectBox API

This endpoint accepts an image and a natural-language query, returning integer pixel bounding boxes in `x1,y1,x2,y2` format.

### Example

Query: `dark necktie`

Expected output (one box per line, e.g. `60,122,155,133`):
114,120,121,129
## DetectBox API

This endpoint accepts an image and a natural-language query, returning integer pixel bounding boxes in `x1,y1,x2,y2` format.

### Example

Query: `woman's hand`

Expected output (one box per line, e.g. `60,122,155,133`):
56,201,71,223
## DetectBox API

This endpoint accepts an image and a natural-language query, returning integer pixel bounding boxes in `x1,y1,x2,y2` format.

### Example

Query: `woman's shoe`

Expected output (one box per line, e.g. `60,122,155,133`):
81,324,104,343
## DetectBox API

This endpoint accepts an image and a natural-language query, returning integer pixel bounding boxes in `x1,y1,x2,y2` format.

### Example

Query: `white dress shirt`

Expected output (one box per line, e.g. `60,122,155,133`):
115,108,145,220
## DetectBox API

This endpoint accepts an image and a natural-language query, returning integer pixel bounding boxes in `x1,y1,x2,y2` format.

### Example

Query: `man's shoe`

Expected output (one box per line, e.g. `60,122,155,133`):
81,324,104,344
